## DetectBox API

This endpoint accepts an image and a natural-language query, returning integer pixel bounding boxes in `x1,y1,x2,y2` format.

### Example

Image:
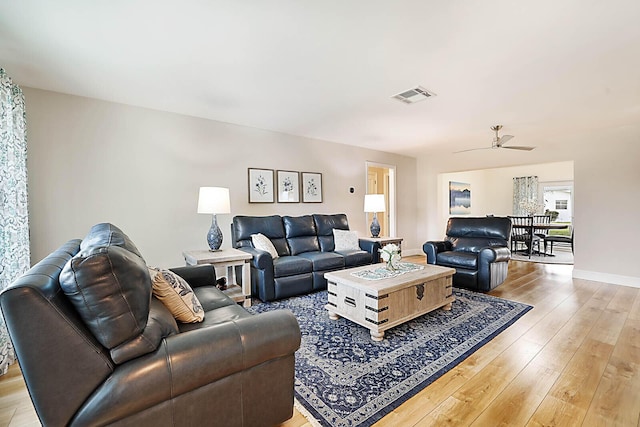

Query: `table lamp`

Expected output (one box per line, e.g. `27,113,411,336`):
197,187,231,251
364,194,385,238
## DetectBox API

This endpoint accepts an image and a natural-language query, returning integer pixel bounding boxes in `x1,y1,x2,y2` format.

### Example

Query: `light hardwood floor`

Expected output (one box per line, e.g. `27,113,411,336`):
1,257,638,426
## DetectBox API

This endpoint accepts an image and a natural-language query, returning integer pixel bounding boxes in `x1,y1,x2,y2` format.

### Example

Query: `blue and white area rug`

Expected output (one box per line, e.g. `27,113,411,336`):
249,288,532,427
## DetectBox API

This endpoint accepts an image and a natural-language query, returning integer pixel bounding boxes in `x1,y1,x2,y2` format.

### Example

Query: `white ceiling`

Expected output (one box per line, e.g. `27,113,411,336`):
1,0,639,157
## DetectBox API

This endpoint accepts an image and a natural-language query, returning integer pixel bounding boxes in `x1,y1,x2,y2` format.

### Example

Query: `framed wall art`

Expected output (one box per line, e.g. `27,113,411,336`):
449,181,471,214
277,170,300,203
301,172,322,203
248,168,275,203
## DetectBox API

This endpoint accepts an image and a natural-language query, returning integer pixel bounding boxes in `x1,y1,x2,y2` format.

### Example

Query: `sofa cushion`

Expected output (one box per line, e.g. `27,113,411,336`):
298,251,345,271
273,256,313,277
60,245,151,350
333,229,360,251
437,251,478,269
449,237,507,253
193,286,236,312
178,303,251,333
284,215,320,255
314,214,349,251
233,215,290,256
150,268,205,323
80,222,145,261
251,233,279,259
446,217,511,242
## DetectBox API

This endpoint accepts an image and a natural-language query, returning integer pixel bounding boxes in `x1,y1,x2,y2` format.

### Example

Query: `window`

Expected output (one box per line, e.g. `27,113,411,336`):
555,200,568,210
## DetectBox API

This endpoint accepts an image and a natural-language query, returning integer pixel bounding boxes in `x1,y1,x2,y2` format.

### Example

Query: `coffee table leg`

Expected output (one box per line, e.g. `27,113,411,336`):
370,330,385,341
328,311,339,320
443,302,453,311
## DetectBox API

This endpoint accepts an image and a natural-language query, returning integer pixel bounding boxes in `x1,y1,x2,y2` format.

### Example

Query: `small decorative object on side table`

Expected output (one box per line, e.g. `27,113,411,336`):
183,248,253,307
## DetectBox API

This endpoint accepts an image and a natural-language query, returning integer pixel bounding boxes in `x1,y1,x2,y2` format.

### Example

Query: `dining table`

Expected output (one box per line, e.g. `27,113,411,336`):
511,223,569,256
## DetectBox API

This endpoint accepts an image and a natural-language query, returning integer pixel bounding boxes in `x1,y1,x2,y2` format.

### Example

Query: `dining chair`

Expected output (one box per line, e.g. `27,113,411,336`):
544,225,574,255
533,214,551,255
508,216,541,258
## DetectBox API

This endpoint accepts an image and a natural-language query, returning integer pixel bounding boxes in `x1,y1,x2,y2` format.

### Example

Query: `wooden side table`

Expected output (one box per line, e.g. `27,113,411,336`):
183,248,253,307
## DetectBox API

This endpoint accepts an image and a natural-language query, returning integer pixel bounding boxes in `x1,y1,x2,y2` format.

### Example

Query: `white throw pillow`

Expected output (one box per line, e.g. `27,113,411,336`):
251,233,279,259
333,229,360,251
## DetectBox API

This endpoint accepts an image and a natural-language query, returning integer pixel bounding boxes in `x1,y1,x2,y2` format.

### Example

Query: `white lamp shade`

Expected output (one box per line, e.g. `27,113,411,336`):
364,194,385,213
197,187,231,214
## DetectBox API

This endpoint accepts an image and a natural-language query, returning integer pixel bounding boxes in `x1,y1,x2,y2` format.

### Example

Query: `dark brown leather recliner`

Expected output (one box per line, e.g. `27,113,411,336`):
0,224,301,427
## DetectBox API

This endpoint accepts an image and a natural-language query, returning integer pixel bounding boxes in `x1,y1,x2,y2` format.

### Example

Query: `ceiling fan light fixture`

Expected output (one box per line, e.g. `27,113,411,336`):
391,86,436,104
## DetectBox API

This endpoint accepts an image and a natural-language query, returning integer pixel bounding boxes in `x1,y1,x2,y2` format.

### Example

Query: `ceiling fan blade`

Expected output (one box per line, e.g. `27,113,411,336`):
498,134,514,144
502,145,535,151
454,146,493,154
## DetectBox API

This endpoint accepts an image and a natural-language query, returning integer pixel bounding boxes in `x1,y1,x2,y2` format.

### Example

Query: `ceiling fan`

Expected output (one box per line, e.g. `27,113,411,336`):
455,125,535,153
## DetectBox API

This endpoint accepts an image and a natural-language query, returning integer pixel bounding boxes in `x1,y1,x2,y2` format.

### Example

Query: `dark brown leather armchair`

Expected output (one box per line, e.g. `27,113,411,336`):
0,224,301,427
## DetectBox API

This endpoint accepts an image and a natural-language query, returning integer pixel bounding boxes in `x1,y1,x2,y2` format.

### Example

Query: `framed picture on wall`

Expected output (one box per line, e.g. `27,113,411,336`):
301,172,322,203
276,170,300,203
248,168,275,203
449,181,471,214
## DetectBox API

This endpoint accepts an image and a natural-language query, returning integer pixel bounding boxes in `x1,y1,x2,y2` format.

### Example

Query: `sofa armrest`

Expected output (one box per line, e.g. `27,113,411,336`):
422,240,452,264
73,310,300,426
358,239,382,263
237,246,273,270
169,264,217,288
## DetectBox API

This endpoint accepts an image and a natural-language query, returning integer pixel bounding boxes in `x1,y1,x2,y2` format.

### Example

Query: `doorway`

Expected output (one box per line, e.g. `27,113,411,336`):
365,161,396,237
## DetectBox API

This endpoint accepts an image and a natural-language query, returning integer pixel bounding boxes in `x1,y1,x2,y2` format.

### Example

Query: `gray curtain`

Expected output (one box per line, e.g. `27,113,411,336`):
513,176,539,215
0,68,30,375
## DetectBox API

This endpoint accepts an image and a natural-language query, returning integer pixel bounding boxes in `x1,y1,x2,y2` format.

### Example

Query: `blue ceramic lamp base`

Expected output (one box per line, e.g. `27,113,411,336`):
207,214,223,251
370,214,381,238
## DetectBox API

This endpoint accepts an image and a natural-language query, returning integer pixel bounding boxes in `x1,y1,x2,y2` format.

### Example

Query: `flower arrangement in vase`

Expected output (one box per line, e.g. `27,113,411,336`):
380,243,401,271
519,199,541,216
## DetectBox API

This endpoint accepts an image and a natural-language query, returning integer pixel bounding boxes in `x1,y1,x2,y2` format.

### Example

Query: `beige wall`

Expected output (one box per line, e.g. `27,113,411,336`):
418,125,640,287
24,88,418,267
22,87,640,286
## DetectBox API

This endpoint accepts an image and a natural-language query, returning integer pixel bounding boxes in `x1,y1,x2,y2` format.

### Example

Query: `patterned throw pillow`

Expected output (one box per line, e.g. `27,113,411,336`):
251,233,279,259
149,268,204,323
333,229,360,251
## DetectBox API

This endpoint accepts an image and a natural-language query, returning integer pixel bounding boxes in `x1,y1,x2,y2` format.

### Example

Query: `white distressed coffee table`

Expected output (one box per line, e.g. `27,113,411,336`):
324,263,455,341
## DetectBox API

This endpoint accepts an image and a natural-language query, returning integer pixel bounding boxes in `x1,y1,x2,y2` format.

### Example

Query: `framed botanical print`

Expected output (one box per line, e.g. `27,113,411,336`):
277,170,300,203
301,172,322,203
248,168,275,203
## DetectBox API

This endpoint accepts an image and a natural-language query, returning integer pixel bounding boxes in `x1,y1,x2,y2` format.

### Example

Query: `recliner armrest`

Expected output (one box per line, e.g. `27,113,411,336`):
358,239,381,263
422,240,452,264
478,246,511,264
237,246,273,270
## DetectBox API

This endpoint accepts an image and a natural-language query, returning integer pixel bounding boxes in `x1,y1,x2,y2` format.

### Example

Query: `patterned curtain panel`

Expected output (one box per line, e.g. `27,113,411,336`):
0,68,30,375
513,176,539,215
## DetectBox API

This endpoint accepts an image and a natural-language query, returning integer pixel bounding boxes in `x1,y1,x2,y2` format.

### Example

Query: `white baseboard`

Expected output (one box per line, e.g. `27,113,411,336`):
573,269,640,289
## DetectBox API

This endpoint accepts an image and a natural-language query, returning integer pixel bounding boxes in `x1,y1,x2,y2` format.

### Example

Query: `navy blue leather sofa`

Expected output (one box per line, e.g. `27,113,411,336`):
423,216,512,292
232,214,379,302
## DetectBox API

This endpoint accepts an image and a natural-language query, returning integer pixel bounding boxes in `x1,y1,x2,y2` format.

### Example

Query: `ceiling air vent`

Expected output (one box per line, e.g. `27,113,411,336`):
391,86,436,104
